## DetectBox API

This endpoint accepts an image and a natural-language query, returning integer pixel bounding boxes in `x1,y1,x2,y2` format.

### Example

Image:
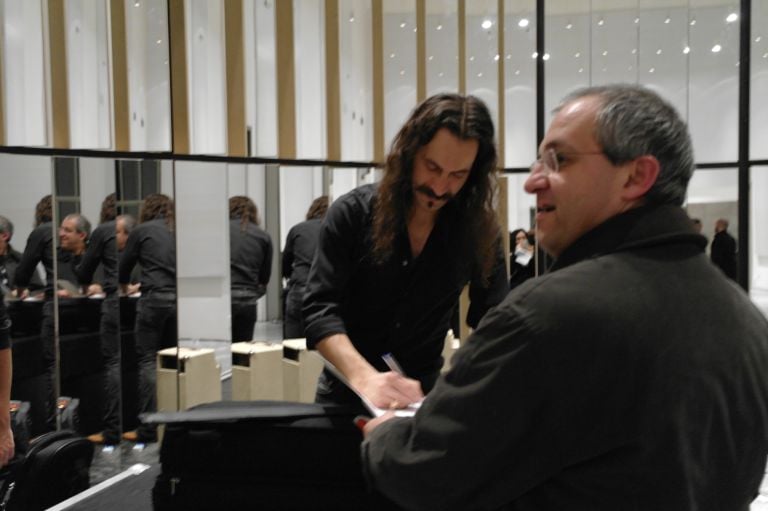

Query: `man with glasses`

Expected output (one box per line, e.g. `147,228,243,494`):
361,84,768,510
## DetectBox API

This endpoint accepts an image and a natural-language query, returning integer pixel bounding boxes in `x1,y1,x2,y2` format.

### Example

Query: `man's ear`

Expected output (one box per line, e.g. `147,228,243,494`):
622,155,660,201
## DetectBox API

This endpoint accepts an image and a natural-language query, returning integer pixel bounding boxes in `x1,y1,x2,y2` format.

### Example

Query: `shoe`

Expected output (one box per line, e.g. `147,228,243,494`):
87,432,105,444
122,430,138,442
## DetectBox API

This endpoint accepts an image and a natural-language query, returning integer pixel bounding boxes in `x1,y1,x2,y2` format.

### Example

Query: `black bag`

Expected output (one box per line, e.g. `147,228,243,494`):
3,429,94,511
145,400,400,511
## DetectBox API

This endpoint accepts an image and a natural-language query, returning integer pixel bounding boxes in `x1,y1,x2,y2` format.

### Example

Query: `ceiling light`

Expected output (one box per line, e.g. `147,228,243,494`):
649,67,655,73
578,68,584,73
477,72,483,77
531,52,538,59
514,69,520,75
506,54,512,60
656,49,662,55
664,17,671,24
690,18,696,26
438,72,444,77
542,53,550,61
631,48,637,54
518,18,529,28
574,52,581,58
763,52,768,59
755,36,762,43
712,44,722,53
634,17,640,24
482,19,493,30
494,54,500,61
683,46,691,54
726,13,738,23
469,56,475,61
428,55,433,61
399,70,405,76
349,15,355,22
597,17,605,26
399,22,406,29
566,22,573,30
436,24,442,31
134,1,140,6
602,50,608,56
156,39,162,44
390,53,395,58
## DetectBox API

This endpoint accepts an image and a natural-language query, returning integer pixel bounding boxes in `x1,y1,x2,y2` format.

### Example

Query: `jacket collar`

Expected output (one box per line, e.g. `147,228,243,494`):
550,205,708,272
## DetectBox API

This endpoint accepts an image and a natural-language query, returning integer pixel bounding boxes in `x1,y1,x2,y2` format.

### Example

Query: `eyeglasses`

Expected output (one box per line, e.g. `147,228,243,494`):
530,147,606,176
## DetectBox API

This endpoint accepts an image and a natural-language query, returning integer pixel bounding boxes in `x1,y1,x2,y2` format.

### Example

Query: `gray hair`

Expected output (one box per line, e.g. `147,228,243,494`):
0,216,13,239
555,84,694,206
117,214,136,234
64,213,92,239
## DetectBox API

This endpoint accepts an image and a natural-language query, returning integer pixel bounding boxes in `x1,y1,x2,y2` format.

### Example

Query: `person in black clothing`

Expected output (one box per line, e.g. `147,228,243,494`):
508,228,535,290
0,215,44,296
0,296,14,467
13,195,57,434
282,196,328,338
710,218,737,280
73,195,121,445
361,84,768,511
228,196,272,342
119,193,176,443
57,213,92,296
303,93,508,413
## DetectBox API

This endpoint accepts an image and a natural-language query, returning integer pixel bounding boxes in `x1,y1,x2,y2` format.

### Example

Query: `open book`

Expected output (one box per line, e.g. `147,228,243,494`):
320,357,422,418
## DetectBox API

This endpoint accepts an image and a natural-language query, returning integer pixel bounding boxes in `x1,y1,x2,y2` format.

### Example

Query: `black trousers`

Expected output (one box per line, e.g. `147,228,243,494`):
99,296,121,443
231,294,258,343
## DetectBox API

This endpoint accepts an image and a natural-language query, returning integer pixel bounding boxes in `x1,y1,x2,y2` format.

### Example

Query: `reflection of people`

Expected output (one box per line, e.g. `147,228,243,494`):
0,296,14,467
0,215,43,295
228,196,272,342
361,85,768,510
691,217,702,233
119,194,177,443
710,218,737,280
117,214,141,294
13,195,57,433
508,228,535,290
57,213,92,296
282,196,328,338
74,195,120,445
303,93,508,412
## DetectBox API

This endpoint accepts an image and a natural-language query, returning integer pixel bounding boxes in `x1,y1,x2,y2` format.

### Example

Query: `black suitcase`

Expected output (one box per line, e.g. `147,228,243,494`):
2,429,94,511
145,400,401,510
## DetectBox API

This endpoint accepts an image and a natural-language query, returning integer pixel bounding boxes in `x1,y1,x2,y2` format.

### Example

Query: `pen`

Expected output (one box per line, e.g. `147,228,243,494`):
382,352,405,375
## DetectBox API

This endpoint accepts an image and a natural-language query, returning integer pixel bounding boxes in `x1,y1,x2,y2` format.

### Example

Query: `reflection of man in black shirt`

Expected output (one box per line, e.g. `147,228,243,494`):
303,94,508,412
57,213,92,296
119,194,176,444
228,196,272,342
13,195,56,433
74,195,120,445
710,218,737,280
282,196,328,338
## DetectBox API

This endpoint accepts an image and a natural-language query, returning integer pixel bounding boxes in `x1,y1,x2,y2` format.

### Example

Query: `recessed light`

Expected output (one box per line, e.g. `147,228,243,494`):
602,50,608,56
494,54,500,61
482,20,493,30
712,44,722,53
518,19,529,28
656,49,662,55
597,17,604,26
574,52,581,58
664,17,671,24
683,46,691,54
566,22,573,30
649,67,655,73
531,52,538,59
428,55,433,61
390,53,396,59
726,13,738,23
436,24,442,31
755,36,762,43
399,22,406,29
578,67,584,73
690,18,697,26
634,17,640,24
477,72,483,77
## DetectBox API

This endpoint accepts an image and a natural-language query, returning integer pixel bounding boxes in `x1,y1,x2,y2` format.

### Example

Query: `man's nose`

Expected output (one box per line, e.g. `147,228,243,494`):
524,171,547,194
431,175,450,197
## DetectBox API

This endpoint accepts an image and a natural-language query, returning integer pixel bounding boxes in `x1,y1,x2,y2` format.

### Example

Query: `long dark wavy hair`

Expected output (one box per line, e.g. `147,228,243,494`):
229,196,259,230
100,193,117,223
306,196,329,221
139,193,174,230
35,195,53,227
372,93,500,281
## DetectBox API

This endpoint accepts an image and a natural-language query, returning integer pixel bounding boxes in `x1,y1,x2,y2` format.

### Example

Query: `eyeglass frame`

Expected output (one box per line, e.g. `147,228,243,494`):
530,147,607,176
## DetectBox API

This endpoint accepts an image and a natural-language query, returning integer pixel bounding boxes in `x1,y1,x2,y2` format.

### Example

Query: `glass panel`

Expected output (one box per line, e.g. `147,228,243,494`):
117,163,175,442
637,3,688,119
244,0,278,156
503,0,536,168
339,0,373,161
688,1,740,162
1,0,48,146
294,0,327,159
65,0,111,149
751,166,768,315
125,0,172,151
465,0,498,131
174,161,226,405
685,167,739,277
1,155,54,438
383,0,417,150
186,0,227,154
751,2,768,160
54,157,122,480
425,0,458,95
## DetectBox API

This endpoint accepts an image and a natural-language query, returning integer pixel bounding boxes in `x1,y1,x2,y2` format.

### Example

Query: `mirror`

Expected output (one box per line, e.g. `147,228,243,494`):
52,156,122,466
115,159,176,445
0,154,54,437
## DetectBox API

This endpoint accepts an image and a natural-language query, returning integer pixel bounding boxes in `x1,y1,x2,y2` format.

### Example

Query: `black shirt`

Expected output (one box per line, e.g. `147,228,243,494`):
13,222,54,297
119,218,176,293
282,218,322,288
74,221,118,295
710,230,737,279
303,184,508,377
229,219,272,293
1,245,44,294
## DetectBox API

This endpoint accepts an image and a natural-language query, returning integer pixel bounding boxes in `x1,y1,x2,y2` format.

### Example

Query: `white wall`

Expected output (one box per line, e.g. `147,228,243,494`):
78,157,115,225
0,154,51,247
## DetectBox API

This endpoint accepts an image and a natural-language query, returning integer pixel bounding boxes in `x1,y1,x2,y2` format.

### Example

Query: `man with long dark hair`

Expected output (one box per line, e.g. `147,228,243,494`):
228,196,272,342
119,193,176,443
303,93,508,412
282,195,328,338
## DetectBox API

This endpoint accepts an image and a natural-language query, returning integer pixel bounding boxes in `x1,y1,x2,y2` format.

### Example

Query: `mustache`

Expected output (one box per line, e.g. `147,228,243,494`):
414,185,453,201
